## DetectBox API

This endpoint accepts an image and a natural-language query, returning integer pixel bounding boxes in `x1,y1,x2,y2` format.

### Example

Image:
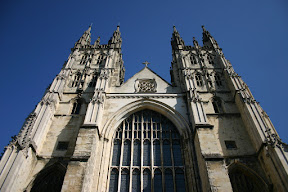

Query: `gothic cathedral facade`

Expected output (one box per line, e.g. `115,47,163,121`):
0,26,287,192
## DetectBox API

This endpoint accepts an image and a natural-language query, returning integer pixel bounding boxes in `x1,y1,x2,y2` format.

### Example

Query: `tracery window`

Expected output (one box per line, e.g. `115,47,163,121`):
80,54,88,65
71,73,81,87
195,73,203,86
109,109,186,192
190,55,197,65
207,54,214,64
97,55,104,65
214,73,222,86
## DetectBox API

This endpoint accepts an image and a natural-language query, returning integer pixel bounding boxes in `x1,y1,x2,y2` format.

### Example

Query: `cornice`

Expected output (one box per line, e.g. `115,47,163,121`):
106,93,185,99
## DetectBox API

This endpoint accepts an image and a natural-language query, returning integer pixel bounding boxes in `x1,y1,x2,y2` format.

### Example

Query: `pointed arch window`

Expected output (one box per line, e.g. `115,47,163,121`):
71,73,81,87
212,97,223,113
229,164,270,192
80,54,88,65
207,54,214,64
109,109,186,192
71,99,81,114
190,55,197,65
88,74,97,87
195,73,203,86
30,163,66,192
97,55,104,65
214,73,222,86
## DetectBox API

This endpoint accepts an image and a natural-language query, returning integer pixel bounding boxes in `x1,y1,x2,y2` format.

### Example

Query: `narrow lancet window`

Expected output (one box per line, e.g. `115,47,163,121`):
71,100,81,114
88,75,97,87
80,54,88,65
97,55,104,65
212,97,223,113
71,73,81,87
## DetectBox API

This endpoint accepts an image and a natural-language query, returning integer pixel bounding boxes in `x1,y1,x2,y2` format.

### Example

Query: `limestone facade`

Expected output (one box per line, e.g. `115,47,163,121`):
0,25,287,192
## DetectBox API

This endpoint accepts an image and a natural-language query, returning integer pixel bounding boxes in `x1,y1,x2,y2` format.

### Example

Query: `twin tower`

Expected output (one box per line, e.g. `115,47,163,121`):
0,26,287,192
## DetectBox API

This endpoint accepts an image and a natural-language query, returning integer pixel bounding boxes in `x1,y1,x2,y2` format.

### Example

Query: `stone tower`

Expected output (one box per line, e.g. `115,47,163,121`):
0,26,287,192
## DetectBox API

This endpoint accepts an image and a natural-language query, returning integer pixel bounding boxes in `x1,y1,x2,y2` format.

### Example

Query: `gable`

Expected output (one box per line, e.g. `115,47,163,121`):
111,67,180,93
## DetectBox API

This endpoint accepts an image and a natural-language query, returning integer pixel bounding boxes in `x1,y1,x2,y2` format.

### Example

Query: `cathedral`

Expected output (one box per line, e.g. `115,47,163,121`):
0,25,287,192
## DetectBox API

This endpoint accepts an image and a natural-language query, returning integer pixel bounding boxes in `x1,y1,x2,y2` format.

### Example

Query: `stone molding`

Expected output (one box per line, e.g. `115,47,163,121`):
106,93,184,99
101,98,191,140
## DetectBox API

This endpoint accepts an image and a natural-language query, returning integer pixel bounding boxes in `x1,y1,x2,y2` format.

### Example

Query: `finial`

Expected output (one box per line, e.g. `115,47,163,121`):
90,23,93,27
116,25,120,31
201,25,206,31
87,24,92,32
193,37,196,41
142,61,150,67
173,26,177,33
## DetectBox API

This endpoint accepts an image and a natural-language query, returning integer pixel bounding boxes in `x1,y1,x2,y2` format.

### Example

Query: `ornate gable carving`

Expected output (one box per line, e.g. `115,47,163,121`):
135,79,157,93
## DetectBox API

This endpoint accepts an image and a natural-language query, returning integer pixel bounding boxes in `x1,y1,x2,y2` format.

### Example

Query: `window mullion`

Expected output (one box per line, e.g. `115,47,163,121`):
170,131,177,192
160,123,165,191
141,113,144,191
150,114,154,192
117,121,125,192
129,116,134,192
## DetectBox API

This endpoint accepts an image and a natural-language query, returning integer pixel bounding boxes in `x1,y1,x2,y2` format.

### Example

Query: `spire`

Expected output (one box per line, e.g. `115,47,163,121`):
171,26,185,50
201,25,220,49
74,25,92,48
108,25,122,48
173,25,178,33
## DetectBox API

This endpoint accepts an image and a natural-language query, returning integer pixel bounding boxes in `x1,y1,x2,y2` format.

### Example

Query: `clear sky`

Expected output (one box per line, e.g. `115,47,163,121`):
0,0,287,153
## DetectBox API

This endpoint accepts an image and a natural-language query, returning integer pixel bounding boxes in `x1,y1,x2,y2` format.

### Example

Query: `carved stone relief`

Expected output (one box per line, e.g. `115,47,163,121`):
135,79,157,93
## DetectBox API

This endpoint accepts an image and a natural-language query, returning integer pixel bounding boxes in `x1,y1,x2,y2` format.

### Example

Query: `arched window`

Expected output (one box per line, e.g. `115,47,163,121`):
212,97,223,113
214,73,222,86
71,73,81,87
80,54,88,65
195,73,203,86
207,54,214,64
31,163,66,192
229,164,270,192
97,55,104,65
109,109,186,192
190,55,197,65
71,99,81,114
88,74,97,87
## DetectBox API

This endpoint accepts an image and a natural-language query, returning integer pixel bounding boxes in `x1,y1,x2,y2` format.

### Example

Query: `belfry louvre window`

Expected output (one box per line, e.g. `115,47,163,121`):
97,55,104,65
80,54,88,65
109,109,186,192
71,73,81,87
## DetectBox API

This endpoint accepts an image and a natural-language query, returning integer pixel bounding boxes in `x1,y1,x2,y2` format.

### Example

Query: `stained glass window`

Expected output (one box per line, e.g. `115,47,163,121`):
109,109,186,191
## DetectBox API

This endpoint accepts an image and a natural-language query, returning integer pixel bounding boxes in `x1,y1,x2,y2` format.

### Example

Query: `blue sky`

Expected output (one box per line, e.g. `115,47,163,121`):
0,0,287,152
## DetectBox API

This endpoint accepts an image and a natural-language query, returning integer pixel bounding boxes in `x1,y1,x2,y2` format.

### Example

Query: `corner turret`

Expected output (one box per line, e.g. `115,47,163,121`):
74,25,92,48
108,25,122,49
171,26,185,50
